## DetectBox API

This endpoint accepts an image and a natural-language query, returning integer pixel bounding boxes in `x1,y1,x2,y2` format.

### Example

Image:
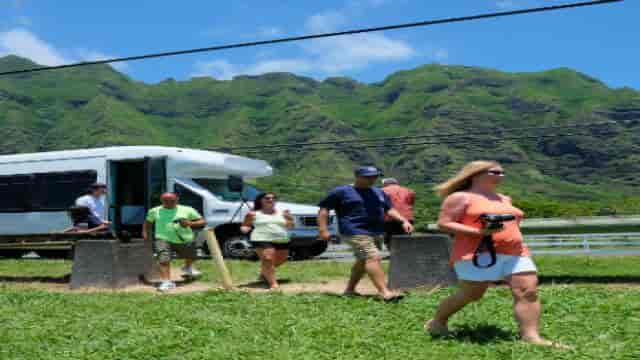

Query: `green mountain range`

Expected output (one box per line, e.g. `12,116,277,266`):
1,55,638,228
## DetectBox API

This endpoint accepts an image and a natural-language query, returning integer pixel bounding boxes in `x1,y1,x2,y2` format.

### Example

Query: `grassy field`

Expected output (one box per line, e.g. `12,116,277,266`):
0,256,639,359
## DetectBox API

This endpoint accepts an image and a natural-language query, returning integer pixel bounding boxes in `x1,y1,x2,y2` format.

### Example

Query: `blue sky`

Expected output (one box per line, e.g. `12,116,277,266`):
1,0,638,89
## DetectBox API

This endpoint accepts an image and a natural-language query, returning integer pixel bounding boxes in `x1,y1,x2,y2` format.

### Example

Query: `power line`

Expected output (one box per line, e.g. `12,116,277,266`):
209,119,619,153
0,0,622,77
244,128,614,154
226,120,621,154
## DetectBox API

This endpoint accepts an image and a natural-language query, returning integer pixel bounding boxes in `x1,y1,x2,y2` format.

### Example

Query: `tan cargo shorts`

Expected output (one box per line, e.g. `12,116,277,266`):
155,240,197,264
344,234,384,261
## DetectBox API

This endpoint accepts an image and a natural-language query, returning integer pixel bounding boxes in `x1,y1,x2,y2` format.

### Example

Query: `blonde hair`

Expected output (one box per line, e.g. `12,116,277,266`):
434,160,501,198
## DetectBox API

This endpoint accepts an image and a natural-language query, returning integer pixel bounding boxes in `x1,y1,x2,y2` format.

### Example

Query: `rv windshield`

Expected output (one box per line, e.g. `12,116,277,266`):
193,178,261,202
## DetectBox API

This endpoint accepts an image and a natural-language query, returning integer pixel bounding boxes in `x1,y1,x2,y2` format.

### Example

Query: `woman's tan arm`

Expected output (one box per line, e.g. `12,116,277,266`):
283,210,295,230
240,212,255,234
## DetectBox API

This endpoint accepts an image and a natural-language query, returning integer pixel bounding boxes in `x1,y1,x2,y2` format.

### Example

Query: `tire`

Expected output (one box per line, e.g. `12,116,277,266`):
309,241,329,257
219,235,258,260
290,241,329,261
0,250,26,259
289,247,313,261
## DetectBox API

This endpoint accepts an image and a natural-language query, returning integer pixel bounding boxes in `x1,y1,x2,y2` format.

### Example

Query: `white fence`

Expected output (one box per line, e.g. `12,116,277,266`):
525,232,640,255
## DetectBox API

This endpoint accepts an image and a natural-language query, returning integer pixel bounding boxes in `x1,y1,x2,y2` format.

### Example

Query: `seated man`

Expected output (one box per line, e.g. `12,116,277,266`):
143,192,206,292
75,183,111,229
63,206,108,234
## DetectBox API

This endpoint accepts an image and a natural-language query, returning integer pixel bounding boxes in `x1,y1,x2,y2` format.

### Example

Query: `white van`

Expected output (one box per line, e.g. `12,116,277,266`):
0,146,336,259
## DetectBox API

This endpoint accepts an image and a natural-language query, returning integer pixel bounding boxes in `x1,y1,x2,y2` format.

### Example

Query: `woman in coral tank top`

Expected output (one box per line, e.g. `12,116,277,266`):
426,161,561,347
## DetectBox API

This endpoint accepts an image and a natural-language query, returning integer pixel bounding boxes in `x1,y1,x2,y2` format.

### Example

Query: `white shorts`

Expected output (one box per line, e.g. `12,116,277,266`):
454,253,537,282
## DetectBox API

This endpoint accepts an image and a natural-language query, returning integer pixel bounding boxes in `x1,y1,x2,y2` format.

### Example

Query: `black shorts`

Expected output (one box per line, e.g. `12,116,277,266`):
251,241,290,250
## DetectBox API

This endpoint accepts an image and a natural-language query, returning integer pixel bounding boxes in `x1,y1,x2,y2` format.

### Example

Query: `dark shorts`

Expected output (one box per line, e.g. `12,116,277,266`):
384,220,414,247
251,241,290,250
155,240,197,263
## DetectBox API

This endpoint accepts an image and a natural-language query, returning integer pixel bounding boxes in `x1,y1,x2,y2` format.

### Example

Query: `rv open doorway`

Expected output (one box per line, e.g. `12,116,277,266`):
108,157,166,239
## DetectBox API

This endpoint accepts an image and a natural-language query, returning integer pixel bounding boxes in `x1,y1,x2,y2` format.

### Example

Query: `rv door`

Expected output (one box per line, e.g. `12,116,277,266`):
107,157,167,237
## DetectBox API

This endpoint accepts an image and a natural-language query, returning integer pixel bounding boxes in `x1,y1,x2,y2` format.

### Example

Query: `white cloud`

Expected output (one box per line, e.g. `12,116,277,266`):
0,28,130,72
0,29,68,66
192,9,417,80
306,11,347,33
302,10,415,73
258,26,284,38
192,58,313,80
434,49,449,61
74,49,129,72
245,59,313,75
192,60,241,80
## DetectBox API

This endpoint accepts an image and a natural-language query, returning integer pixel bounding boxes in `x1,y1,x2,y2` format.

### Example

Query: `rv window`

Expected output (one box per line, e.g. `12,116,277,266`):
34,171,97,211
0,174,34,212
192,178,260,202
0,170,97,213
174,183,204,216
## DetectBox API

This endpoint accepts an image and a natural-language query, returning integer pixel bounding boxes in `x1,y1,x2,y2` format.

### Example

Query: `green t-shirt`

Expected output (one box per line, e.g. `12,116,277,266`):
146,205,202,244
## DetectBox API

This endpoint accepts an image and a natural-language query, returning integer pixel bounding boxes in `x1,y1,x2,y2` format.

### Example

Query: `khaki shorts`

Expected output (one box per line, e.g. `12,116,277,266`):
155,240,197,264
344,234,384,261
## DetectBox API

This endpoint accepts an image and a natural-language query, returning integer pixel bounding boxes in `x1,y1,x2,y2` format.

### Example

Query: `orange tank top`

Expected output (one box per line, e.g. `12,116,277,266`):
450,192,529,264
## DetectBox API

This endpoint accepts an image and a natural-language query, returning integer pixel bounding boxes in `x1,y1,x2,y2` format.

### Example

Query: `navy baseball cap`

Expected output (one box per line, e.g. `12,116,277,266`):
354,166,383,177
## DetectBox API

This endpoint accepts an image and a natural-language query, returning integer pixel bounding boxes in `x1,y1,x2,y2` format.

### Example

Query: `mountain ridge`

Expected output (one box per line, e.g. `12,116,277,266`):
0,55,638,225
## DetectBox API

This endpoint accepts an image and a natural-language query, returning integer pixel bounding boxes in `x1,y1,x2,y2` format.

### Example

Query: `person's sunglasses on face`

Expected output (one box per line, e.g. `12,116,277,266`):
487,169,505,177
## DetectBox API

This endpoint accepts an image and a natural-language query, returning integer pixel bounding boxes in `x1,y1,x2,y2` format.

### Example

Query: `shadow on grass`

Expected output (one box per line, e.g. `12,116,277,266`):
140,275,198,288
0,274,71,284
238,278,293,289
539,275,640,285
435,324,515,344
323,292,378,300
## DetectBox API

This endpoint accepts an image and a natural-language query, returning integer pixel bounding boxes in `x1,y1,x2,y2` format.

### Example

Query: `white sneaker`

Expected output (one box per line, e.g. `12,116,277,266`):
157,281,176,292
182,266,202,278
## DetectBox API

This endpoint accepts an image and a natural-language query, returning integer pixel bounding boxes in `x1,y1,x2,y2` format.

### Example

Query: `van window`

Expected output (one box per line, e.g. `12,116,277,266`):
0,171,97,212
0,174,34,212
193,178,260,202
175,183,204,215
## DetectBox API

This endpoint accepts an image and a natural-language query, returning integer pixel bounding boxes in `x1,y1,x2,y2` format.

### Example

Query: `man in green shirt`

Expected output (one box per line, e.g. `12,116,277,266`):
143,192,206,292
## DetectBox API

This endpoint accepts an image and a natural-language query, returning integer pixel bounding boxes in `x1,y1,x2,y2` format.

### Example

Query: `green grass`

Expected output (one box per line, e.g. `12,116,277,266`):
0,256,639,359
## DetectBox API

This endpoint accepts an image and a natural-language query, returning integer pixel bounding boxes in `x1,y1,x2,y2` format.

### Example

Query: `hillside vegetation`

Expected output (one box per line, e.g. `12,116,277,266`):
1,55,639,227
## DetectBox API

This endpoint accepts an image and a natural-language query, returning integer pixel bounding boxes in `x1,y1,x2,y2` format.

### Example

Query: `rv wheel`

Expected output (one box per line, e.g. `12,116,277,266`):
220,235,258,260
290,247,313,261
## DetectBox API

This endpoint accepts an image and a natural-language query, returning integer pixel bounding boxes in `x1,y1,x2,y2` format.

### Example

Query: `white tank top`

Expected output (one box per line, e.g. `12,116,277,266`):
250,211,290,243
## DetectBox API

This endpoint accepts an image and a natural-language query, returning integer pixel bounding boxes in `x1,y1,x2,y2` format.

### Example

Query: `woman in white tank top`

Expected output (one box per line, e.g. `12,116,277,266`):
241,192,294,290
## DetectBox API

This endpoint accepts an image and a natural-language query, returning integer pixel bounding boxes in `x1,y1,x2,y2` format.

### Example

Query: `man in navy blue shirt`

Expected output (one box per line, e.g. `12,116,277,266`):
318,166,413,301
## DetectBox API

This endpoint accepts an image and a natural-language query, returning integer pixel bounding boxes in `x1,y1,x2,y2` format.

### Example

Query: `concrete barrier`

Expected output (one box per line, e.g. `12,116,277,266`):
387,233,457,290
70,239,154,289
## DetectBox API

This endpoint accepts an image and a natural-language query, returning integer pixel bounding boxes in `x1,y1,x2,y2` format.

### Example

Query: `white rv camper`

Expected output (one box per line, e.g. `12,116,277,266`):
0,146,335,259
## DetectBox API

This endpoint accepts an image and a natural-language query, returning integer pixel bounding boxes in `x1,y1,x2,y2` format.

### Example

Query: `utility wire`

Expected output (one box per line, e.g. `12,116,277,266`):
209,119,620,152
244,130,611,154
0,0,622,76
226,122,619,155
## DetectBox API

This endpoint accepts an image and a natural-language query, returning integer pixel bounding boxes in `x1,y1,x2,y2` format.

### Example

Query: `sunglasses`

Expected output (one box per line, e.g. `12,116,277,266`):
487,170,505,176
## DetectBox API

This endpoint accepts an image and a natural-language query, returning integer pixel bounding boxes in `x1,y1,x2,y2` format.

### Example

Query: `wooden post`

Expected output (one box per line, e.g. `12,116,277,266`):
206,228,233,290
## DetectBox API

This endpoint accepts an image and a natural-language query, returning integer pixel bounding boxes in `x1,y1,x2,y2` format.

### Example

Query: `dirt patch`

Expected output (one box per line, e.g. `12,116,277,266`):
236,279,379,296
2,268,639,295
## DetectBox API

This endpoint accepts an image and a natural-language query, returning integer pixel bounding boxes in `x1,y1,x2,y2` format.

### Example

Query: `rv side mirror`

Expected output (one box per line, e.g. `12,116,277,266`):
227,176,244,193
